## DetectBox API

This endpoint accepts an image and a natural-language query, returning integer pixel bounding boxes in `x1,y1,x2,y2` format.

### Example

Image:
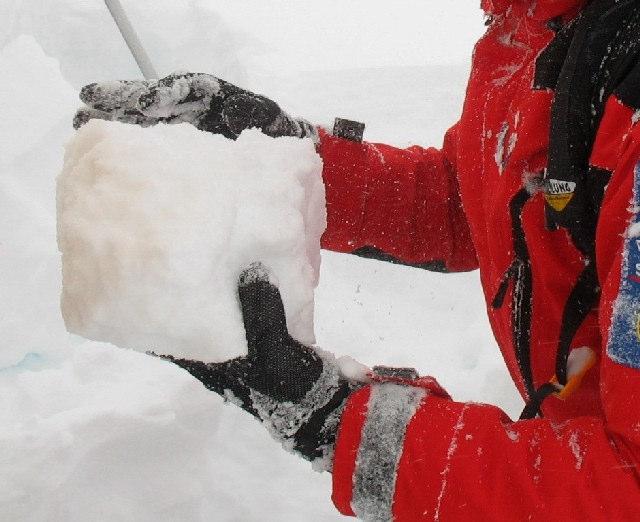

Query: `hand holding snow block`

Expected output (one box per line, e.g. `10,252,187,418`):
57,122,326,362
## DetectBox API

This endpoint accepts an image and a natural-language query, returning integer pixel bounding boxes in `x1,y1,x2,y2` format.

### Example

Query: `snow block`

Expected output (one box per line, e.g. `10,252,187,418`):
57,122,325,361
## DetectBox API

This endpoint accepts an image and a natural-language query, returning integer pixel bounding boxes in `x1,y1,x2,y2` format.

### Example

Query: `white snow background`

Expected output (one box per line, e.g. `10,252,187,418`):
0,2,523,520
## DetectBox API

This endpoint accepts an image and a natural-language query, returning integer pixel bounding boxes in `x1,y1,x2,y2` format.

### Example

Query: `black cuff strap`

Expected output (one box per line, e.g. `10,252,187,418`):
333,117,365,142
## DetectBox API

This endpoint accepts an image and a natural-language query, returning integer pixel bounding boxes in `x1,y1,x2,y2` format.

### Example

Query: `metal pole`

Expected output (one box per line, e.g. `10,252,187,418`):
103,0,158,79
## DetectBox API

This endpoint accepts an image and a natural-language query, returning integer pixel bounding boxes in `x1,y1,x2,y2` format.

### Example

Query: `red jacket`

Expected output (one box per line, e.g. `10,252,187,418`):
319,0,640,519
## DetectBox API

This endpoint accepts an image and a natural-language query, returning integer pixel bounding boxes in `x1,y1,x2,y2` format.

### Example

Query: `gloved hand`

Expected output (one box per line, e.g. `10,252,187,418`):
74,72,317,141
157,263,357,471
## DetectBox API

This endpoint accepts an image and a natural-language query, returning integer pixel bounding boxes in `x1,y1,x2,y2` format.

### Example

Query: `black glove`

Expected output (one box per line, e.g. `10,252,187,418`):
74,72,317,141
157,263,357,471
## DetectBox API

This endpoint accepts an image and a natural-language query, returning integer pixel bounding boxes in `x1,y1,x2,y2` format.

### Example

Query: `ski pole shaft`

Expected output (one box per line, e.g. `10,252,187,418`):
103,0,158,80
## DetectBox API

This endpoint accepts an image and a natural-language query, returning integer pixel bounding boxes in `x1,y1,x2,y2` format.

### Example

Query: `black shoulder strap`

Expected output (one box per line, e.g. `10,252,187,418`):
543,0,640,255
516,1,640,418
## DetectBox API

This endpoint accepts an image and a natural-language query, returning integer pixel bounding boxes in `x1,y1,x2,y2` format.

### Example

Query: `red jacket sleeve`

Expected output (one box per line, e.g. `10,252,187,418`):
329,105,640,521
332,385,640,521
318,126,478,272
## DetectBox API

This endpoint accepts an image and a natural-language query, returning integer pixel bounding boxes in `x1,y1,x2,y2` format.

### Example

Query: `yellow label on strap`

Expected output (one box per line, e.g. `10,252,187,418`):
545,179,576,212
545,193,574,212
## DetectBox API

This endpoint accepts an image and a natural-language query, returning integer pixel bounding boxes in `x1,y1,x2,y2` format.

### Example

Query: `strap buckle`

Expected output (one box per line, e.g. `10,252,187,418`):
332,118,365,142
549,346,596,401
520,347,596,420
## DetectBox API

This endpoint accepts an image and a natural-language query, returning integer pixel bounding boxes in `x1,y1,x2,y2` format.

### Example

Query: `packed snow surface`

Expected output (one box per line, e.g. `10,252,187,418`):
58,123,324,361
1,3,522,521
1,343,222,521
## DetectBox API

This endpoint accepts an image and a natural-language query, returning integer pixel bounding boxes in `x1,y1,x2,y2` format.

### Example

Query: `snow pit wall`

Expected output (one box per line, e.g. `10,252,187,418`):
57,122,326,362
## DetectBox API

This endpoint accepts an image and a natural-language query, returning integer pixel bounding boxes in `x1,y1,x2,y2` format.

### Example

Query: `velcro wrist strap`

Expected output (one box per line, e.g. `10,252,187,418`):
369,366,451,399
333,117,365,142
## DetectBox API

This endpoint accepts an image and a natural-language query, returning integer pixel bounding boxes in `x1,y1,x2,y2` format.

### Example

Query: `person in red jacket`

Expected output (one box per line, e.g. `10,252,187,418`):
77,0,640,519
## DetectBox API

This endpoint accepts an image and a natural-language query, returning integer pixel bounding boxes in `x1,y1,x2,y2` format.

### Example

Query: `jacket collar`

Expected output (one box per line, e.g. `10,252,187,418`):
482,0,586,20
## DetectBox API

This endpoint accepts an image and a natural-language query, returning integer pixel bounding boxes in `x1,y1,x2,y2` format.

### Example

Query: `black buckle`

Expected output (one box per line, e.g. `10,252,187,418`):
371,366,419,381
333,118,365,142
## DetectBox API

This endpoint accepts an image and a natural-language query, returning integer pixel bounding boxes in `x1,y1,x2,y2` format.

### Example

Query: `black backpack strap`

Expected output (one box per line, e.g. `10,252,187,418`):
520,0,640,417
